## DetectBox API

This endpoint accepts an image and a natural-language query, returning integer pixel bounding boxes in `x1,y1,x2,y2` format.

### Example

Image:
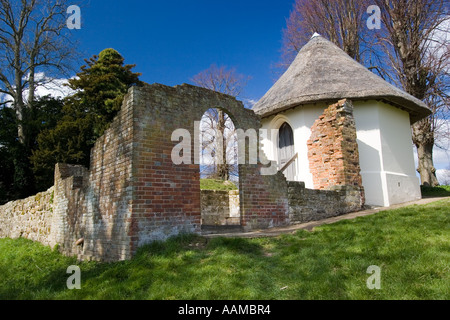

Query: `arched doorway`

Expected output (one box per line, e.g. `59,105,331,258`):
199,108,241,230
278,122,296,181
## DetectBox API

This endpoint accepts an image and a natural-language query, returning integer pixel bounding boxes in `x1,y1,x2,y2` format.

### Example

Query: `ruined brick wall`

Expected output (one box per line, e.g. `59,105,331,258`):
129,84,289,250
128,84,202,254
80,88,136,261
52,87,136,262
307,99,364,191
0,83,289,262
51,164,88,257
240,168,289,230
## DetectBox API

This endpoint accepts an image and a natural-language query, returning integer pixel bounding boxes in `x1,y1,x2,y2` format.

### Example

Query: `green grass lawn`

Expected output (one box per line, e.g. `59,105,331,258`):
0,199,449,300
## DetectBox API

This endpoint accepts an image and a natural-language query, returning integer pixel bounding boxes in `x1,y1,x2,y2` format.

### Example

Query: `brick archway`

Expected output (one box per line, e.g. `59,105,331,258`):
128,83,289,254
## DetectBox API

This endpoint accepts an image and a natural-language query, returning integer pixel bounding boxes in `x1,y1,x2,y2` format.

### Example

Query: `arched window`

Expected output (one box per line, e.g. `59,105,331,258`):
278,122,296,181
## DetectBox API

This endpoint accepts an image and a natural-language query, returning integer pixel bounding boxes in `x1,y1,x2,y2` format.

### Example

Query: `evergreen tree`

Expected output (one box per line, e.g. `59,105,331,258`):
31,49,142,191
0,106,19,203
0,96,64,203
65,48,142,136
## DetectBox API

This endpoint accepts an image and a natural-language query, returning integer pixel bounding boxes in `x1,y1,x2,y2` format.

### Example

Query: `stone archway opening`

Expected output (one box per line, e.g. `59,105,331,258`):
199,108,241,231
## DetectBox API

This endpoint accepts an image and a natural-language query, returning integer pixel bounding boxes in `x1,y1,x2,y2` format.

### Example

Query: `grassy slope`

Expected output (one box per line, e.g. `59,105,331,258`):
0,199,448,300
200,179,238,191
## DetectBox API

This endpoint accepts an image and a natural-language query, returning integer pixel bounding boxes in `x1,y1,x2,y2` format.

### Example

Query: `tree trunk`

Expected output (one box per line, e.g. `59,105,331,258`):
14,97,26,145
216,110,229,181
413,119,439,187
14,37,26,145
416,142,439,187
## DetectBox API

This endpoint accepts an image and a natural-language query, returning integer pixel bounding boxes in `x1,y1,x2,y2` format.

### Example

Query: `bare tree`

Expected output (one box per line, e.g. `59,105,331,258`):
199,107,238,181
373,0,449,186
0,0,78,145
281,0,369,67
191,64,250,181
281,0,449,187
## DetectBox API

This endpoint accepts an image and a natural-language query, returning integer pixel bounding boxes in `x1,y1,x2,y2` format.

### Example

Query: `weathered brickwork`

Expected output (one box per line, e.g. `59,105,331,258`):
0,85,365,262
239,167,289,231
51,164,89,258
51,86,137,261
19,83,290,261
307,99,364,191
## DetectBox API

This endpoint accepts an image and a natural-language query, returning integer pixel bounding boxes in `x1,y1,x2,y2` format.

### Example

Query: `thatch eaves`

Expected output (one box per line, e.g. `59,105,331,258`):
253,35,431,124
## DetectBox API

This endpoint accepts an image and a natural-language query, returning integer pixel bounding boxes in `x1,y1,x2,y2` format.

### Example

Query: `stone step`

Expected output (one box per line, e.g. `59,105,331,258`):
201,225,244,235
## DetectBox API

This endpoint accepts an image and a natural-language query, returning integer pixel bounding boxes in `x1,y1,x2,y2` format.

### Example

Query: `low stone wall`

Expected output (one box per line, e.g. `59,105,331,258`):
0,187,55,247
288,181,364,223
201,190,240,226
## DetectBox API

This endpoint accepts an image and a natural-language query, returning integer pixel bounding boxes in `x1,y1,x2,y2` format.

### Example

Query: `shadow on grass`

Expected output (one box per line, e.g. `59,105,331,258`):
1,199,448,300
1,234,269,299
421,185,450,198
0,233,360,300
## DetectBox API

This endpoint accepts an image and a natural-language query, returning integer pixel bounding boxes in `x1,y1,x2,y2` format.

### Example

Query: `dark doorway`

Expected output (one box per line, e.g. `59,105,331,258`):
278,122,296,181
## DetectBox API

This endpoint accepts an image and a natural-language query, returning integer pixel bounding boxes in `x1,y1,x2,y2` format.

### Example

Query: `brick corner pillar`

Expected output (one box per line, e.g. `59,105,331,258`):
307,99,364,201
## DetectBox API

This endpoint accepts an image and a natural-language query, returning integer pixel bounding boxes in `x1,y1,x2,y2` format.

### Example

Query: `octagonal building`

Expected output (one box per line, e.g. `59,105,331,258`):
253,34,431,207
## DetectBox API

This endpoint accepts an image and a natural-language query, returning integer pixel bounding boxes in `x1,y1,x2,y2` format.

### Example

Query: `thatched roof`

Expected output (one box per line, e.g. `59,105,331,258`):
253,34,431,123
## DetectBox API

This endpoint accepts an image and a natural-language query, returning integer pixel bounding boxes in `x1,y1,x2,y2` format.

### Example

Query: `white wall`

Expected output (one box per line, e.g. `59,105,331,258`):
353,101,421,206
261,103,327,188
377,102,422,205
352,102,387,206
260,100,422,207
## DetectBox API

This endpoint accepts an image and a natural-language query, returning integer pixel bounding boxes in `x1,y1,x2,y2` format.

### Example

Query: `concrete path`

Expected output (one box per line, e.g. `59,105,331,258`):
204,197,449,239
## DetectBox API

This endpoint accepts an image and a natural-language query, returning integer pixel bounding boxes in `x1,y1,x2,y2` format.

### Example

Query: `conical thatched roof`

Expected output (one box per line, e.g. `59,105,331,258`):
253,35,431,123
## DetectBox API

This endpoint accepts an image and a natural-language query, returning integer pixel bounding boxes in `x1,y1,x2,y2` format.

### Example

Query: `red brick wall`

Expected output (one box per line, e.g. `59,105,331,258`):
52,87,136,262
307,99,364,190
239,165,289,230
129,85,202,255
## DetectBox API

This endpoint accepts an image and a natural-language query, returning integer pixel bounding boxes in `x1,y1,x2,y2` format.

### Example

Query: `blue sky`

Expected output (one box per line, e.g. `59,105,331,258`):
65,1,449,178
72,0,295,104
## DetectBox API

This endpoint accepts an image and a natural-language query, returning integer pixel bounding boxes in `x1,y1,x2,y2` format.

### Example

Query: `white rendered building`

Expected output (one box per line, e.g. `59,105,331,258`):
253,35,431,207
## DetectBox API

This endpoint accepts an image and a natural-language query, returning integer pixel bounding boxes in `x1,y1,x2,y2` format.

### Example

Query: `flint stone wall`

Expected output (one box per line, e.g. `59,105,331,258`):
288,182,364,223
0,187,55,246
